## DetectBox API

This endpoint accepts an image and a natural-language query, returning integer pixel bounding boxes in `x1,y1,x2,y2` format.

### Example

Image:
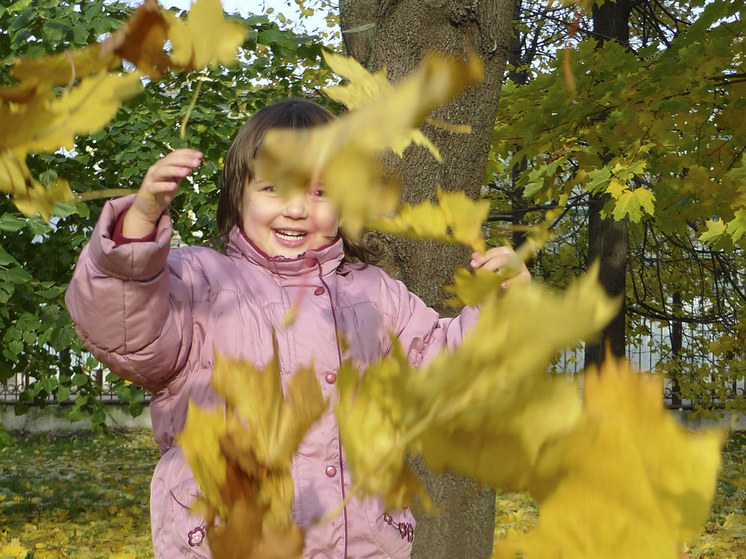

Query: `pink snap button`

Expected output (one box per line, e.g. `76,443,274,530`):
325,465,337,477
314,286,325,296
325,372,337,384
305,257,316,268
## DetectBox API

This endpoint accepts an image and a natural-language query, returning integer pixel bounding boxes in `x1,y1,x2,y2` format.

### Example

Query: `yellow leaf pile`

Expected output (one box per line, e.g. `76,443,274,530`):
0,535,29,559
178,351,326,558
255,53,484,238
0,0,245,219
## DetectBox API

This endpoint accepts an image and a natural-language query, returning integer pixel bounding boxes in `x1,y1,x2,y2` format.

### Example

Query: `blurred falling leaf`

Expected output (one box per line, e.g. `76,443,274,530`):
13,179,74,221
324,51,473,161
495,359,725,559
23,72,143,153
337,267,619,510
180,350,325,558
11,44,117,86
257,53,484,238
164,0,247,71
101,0,171,78
370,187,490,252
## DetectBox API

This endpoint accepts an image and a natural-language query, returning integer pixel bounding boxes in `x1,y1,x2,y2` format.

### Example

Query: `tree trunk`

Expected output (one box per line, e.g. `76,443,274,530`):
584,192,629,368
507,0,531,251
584,0,631,369
670,291,683,407
338,1,513,557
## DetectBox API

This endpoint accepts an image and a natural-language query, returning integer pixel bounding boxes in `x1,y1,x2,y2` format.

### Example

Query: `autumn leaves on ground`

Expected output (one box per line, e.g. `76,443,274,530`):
0,428,743,559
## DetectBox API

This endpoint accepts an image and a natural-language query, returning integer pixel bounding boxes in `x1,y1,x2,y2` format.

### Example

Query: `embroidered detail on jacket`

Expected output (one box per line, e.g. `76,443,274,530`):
171,489,206,547
188,526,206,547
382,513,414,543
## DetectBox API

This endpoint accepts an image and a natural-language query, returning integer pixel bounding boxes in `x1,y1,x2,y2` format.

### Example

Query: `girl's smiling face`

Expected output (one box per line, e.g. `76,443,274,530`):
241,174,340,258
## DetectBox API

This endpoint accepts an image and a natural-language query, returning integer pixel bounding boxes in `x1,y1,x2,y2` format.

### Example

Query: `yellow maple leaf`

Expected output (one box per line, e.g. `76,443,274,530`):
178,402,229,516
211,352,327,471
101,0,171,78
10,44,117,87
323,51,472,161
413,269,617,490
496,359,724,559
699,218,726,244
180,349,324,557
13,179,73,221
336,350,430,511
23,72,143,153
337,267,619,510
256,53,484,238
370,187,490,252
0,148,31,197
164,0,247,71
0,537,29,558
612,187,656,222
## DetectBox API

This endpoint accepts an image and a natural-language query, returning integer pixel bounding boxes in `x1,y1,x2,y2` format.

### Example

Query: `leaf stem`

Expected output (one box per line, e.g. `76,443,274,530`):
180,77,204,141
75,188,138,201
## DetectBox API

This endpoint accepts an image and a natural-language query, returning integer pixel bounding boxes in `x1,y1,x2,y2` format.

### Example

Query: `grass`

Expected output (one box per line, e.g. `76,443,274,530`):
0,428,744,558
0,429,158,559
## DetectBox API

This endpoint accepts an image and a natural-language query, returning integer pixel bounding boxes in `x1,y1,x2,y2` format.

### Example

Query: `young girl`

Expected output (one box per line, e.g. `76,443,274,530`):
65,99,529,559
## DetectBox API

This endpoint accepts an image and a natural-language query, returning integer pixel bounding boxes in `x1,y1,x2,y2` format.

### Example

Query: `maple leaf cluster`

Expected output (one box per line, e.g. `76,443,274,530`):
337,268,724,559
179,351,326,559
0,0,245,219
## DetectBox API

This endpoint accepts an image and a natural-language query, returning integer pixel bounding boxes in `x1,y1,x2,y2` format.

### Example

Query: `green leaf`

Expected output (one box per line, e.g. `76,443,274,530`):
725,209,746,241
56,385,71,402
4,266,33,284
0,245,18,266
50,325,75,351
0,214,27,232
612,189,656,222
699,219,726,244
72,373,89,387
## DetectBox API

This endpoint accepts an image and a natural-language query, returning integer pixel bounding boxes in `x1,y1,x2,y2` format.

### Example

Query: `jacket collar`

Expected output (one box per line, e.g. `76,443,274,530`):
226,226,345,279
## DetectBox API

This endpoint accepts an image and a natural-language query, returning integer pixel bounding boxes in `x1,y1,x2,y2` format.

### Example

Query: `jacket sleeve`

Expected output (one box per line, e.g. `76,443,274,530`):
65,195,198,393
382,273,479,368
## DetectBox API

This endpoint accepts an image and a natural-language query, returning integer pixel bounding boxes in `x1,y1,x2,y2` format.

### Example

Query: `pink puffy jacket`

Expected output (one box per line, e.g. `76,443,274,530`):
65,196,478,559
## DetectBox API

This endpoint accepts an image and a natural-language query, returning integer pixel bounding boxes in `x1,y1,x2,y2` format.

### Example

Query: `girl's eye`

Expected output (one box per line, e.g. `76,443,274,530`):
262,185,277,193
311,189,326,198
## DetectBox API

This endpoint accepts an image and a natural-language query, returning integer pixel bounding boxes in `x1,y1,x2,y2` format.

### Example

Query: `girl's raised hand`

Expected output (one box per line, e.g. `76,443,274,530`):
470,245,531,290
123,149,203,238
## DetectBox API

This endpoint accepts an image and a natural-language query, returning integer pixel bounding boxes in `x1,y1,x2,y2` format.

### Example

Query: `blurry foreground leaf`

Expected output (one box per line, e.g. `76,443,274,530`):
337,267,619,510
370,187,490,252
495,359,724,559
180,351,326,558
257,53,484,238
164,0,247,71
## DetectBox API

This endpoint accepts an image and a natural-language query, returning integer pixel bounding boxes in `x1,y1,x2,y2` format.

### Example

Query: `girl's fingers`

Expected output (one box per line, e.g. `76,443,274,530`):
470,245,532,288
147,164,194,185
160,151,203,168
470,246,513,269
164,148,203,161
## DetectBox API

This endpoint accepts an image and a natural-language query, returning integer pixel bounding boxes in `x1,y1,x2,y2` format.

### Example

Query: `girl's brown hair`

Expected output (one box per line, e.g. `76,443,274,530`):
218,98,377,265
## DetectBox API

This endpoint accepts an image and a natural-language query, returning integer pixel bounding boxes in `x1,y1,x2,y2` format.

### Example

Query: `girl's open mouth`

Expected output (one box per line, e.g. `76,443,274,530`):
274,229,308,247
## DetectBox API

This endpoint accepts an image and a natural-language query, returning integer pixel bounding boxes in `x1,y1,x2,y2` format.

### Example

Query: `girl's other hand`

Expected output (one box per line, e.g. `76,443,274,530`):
470,246,531,290
123,149,203,238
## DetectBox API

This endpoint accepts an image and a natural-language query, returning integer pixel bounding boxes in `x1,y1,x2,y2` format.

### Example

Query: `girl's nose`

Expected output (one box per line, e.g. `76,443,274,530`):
283,194,308,219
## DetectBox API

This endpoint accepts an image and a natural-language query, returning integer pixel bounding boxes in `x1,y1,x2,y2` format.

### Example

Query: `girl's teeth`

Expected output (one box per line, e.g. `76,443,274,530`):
276,230,306,240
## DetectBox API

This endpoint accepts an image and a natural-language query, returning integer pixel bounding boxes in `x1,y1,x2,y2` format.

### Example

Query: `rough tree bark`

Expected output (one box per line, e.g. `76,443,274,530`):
338,1,513,558
584,0,632,369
